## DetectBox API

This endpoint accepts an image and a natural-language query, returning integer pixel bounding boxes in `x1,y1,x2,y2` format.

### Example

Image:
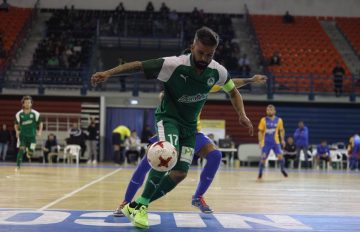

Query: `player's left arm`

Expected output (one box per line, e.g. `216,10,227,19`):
210,75,267,93
225,80,253,136
279,118,285,147
232,75,267,88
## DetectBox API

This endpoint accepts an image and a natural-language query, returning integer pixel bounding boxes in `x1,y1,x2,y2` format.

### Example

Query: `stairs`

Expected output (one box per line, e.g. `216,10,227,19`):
13,12,52,68
321,20,360,74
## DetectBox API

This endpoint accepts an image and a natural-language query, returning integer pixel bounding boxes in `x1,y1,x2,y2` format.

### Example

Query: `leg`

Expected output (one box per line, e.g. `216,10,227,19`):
3,144,7,161
0,143,4,160
258,145,270,179
192,135,221,213
302,147,309,168
274,144,287,177
16,146,26,170
114,156,151,217
295,148,301,168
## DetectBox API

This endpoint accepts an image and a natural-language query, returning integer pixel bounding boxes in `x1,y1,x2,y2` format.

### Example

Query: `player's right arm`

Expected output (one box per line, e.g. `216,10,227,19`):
91,61,143,86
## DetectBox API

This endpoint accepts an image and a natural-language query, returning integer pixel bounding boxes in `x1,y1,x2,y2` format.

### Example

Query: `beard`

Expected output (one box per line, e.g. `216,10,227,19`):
193,58,210,70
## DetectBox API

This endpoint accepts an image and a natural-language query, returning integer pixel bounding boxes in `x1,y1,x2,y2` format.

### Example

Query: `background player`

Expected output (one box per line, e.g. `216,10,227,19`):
113,75,267,216
257,104,288,180
348,134,360,170
91,27,253,228
14,96,43,171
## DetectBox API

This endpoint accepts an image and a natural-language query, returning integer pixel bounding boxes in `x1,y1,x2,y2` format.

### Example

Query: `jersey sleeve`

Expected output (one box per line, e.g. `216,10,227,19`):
141,58,165,80
258,117,266,131
278,118,284,130
213,62,235,93
15,111,21,125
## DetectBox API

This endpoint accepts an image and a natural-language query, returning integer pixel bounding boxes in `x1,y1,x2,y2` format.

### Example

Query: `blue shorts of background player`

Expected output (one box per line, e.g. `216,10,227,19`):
261,143,283,160
113,132,222,215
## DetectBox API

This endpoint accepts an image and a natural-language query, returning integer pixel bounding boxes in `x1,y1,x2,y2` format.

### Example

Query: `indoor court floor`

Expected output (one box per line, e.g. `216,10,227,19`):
1,163,360,231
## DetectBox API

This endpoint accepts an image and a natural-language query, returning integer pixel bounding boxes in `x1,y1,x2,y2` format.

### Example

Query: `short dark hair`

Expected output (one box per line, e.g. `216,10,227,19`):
194,27,219,47
21,95,32,104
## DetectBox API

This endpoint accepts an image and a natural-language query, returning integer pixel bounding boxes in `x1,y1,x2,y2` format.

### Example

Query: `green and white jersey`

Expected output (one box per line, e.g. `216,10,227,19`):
142,53,235,130
15,109,41,137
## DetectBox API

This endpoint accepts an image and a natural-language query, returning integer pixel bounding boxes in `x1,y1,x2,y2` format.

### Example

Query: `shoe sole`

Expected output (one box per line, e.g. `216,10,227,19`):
113,212,125,217
121,207,133,221
192,204,214,214
133,221,149,229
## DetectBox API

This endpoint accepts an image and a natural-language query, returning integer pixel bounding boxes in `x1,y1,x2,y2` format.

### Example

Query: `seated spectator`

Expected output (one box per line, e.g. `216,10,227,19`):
124,130,141,164
43,133,58,163
283,11,294,23
269,51,281,65
145,1,154,12
283,136,296,168
315,140,332,170
67,123,86,157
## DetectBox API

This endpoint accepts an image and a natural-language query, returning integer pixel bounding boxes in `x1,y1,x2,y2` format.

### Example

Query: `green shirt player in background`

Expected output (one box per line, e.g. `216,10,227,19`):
91,27,254,229
14,96,43,171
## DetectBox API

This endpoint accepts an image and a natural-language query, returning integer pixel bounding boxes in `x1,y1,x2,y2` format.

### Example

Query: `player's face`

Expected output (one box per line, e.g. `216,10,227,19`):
191,41,216,70
23,99,32,110
266,106,276,117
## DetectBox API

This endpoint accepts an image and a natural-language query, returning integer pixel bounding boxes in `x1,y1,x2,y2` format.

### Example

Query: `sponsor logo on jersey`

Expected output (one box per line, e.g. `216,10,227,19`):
207,77,215,86
22,120,33,125
265,128,276,134
178,93,208,103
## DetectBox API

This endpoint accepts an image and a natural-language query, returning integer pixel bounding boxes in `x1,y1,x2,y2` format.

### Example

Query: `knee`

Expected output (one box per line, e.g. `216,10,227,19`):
207,149,222,163
169,170,188,184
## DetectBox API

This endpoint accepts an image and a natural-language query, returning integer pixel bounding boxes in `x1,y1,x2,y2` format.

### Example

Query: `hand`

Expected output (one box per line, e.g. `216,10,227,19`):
239,115,254,136
91,71,111,87
281,140,285,147
251,75,267,84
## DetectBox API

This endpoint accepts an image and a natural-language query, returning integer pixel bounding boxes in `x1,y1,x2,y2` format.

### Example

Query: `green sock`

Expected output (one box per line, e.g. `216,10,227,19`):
16,149,25,168
150,175,177,203
136,169,166,205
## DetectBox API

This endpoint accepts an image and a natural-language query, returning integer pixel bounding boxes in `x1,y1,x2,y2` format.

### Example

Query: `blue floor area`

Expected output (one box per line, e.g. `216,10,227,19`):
1,209,359,232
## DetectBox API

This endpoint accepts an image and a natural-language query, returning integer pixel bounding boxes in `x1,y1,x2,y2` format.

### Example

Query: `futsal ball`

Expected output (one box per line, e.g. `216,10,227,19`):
147,141,178,172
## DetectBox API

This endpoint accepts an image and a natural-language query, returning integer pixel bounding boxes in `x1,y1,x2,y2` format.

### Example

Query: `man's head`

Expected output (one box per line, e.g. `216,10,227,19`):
2,124,6,130
131,130,137,137
321,140,327,146
21,96,32,110
191,27,219,70
287,136,294,144
298,121,304,129
266,104,276,117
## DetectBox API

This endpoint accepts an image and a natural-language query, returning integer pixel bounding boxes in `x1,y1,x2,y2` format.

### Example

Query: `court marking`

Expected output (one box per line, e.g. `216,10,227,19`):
1,209,360,232
37,168,122,211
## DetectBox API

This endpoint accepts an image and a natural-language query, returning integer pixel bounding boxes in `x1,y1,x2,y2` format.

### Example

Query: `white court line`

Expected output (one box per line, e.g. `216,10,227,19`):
37,168,122,211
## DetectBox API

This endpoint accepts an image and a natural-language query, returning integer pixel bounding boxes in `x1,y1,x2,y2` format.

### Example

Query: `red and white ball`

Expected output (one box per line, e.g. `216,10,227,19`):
147,141,178,172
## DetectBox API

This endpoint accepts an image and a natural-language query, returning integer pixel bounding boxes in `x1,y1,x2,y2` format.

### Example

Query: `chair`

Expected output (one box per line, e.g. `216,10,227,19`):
237,144,261,166
298,149,314,169
61,145,81,166
48,145,62,164
330,150,343,170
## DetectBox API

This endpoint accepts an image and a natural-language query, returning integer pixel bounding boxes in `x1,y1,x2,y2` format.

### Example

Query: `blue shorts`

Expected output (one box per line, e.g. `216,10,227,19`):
261,143,282,159
148,132,213,157
353,143,360,156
